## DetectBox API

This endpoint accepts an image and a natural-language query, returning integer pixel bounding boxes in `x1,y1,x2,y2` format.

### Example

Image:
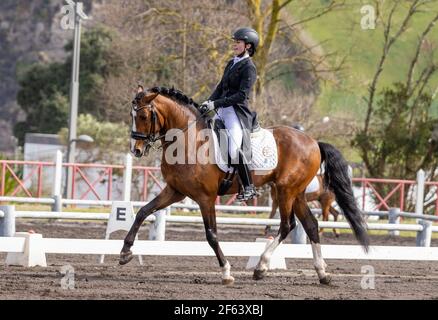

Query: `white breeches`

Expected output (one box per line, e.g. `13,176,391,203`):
213,106,243,163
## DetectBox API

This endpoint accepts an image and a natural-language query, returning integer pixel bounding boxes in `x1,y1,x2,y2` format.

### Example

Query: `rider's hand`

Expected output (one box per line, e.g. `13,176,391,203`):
200,100,215,111
200,100,216,118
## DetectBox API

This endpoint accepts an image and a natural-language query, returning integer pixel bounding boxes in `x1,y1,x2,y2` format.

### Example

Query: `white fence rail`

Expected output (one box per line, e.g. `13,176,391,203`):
1,204,437,247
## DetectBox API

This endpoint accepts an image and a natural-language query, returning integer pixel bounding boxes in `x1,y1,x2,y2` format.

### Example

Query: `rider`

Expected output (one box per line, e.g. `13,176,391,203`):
200,27,259,201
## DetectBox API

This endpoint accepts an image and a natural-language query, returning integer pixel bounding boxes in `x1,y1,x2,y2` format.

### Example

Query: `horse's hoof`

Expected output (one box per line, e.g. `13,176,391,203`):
119,250,133,265
319,275,332,285
253,269,267,280
222,276,235,286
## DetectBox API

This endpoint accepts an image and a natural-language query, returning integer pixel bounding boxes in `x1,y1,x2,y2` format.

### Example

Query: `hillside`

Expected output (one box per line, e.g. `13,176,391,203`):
0,0,92,154
291,0,438,120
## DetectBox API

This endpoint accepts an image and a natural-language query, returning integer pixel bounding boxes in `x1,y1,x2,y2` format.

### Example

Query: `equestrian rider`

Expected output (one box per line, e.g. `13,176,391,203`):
200,27,259,201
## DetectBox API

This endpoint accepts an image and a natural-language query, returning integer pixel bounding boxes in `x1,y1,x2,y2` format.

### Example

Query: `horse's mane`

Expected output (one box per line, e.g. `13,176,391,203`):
149,86,200,114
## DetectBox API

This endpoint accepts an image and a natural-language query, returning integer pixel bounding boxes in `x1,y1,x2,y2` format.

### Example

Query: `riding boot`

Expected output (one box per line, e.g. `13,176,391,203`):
235,161,258,202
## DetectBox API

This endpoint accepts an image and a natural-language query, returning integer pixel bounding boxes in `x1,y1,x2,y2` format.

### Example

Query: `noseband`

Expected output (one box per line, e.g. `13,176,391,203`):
131,101,161,148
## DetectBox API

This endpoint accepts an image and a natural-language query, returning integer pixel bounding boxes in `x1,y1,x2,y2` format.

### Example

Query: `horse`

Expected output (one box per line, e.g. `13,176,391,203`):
265,176,340,237
120,86,369,285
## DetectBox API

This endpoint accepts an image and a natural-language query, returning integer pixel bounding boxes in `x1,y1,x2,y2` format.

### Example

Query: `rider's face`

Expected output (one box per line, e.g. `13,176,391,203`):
232,40,248,56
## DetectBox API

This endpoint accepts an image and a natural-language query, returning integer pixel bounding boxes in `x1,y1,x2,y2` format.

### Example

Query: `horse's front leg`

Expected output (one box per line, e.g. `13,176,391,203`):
264,184,278,235
199,200,234,286
119,186,185,265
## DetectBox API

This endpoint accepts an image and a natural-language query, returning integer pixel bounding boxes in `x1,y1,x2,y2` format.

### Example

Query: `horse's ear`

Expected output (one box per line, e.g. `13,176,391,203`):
137,85,144,93
142,92,159,104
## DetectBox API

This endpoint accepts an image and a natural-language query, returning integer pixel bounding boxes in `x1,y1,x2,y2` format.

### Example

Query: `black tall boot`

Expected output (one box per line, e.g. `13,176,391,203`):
235,159,258,202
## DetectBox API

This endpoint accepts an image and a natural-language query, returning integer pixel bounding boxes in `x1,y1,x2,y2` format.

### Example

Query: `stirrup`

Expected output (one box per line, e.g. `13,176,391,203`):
236,185,258,202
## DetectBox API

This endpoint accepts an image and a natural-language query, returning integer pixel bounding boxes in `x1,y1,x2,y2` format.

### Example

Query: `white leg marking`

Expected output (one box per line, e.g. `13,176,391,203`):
221,260,234,285
311,241,328,280
256,235,281,271
222,261,231,278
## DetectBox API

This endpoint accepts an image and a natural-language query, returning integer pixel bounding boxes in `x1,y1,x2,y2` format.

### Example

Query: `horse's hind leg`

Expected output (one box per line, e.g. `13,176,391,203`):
119,186,185,265
294,194,331,285
254,187,295,280
199,199,234,285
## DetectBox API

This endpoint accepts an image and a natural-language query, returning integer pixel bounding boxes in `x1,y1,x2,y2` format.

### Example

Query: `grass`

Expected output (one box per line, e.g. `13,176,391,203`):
286,0,438,130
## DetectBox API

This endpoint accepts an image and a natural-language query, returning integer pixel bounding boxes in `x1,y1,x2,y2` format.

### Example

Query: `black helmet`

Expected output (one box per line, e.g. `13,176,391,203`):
292,123,305,131
232,27,259,56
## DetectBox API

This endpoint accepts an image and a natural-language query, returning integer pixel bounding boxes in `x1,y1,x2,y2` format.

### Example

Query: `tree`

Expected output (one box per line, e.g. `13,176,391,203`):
352,0,438,212
14,62,69,145
58,113,129,164
97,0,346,133
14,27,118,145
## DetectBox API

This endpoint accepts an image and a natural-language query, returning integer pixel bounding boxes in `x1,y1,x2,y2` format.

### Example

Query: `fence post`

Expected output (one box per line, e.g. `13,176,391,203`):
122,153,132,202
0,205,15,237
416,219,432,247
290,219,307,244
388,208,400,236
52,150,63,212
149,210,166,241
415,169,425,216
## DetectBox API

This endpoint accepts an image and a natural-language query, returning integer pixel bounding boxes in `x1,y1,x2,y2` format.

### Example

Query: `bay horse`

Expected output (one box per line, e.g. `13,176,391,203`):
265,176,340,237
120,86,369,285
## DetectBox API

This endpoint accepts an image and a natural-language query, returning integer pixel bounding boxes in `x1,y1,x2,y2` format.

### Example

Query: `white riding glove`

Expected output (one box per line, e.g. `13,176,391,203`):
200,100,216,118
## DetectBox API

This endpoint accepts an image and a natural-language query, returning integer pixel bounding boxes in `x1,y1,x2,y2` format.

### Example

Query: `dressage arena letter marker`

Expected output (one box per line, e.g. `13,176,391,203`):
116,207,126,221
100,201,143,264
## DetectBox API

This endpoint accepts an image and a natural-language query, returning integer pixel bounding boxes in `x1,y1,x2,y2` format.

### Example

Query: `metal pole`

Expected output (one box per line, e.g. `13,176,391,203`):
388,208,400,236
52,151,63,212
416,220,432,247
0,205,15,237
415,169,425,216
149,210,166,241
122,154,132,201
66,2,86,199
290,219,307,244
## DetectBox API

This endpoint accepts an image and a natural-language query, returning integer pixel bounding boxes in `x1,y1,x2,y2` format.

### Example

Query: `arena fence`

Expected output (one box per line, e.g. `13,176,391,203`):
1,152,437,214
1,204,437,248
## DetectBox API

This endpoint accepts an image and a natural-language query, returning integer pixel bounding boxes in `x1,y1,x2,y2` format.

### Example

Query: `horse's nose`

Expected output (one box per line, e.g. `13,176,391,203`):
134,148,143,158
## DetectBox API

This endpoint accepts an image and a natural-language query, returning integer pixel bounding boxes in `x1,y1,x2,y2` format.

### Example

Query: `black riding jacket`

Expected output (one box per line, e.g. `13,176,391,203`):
209,57,258,132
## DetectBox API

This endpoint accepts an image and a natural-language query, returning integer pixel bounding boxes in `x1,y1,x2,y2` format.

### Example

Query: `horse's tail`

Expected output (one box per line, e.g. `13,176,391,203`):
318,142,370,252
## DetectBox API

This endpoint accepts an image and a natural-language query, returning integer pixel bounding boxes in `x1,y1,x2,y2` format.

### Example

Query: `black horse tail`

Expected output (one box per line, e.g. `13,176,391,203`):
318,142,370,252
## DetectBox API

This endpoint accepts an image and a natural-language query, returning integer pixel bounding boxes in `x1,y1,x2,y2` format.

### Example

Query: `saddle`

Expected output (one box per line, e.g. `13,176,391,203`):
207,117,278,195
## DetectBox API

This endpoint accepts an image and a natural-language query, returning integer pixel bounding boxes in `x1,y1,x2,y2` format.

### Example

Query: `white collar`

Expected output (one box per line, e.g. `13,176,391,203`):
232,53,249,66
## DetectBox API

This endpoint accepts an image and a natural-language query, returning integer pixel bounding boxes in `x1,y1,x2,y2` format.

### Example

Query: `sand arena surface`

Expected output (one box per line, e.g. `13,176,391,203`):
0,220,437,300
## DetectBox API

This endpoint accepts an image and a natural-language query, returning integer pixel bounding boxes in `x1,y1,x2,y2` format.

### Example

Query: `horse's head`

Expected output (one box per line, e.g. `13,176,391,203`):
130,86,160,158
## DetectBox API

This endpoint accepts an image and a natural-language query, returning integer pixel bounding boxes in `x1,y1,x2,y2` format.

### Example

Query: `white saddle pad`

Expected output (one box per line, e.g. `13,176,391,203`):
212,128,278,173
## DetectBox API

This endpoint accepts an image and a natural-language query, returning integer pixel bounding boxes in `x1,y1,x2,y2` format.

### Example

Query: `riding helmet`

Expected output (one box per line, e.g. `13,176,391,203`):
232,27,259,56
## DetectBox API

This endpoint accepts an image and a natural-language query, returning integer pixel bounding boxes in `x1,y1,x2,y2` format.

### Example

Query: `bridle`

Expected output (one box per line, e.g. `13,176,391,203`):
130,99,165,151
